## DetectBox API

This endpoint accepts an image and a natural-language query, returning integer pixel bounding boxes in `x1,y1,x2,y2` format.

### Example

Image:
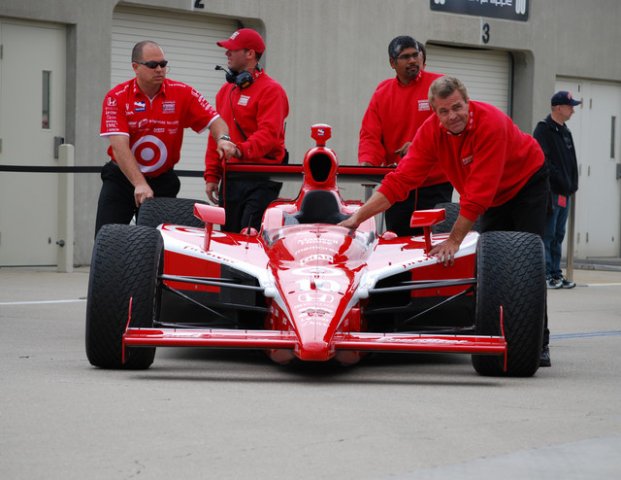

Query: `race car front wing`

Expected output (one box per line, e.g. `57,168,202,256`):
122,327,507,369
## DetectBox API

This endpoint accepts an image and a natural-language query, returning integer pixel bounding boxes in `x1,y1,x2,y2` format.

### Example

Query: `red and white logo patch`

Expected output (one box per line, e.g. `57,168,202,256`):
418,99,431,111
162,101,176,114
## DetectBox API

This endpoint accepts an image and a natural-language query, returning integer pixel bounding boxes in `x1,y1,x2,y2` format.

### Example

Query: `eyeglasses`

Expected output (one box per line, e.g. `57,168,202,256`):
396,53,419,61
136,60,169,69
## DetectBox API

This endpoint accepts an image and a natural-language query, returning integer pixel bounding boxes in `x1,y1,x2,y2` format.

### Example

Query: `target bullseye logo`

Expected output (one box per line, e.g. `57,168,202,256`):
132,135,168,173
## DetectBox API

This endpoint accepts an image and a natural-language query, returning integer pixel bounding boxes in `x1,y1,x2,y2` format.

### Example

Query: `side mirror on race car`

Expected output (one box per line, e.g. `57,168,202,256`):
193,203,225,250
410,208,446,252
410,209,446,228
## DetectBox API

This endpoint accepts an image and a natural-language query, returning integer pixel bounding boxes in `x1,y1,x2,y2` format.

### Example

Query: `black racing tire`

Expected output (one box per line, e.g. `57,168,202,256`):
85,224,163,369
432,202,481,234
472,231,546,377
137,197,207,228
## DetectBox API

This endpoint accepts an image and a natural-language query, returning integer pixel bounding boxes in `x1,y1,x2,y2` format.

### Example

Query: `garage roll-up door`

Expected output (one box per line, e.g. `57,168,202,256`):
111,6,238,199
425,44,511,114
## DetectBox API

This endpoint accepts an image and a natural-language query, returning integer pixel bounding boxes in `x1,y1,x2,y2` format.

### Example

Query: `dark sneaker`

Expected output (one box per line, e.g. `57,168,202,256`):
540,345,551,367
560,276,576,289
546,277,561,289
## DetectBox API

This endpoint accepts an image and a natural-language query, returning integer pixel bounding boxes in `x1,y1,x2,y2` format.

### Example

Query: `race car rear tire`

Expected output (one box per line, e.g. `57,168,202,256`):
85,224,163,369
472,231,545,377
137,197,206,228
432,202,481,234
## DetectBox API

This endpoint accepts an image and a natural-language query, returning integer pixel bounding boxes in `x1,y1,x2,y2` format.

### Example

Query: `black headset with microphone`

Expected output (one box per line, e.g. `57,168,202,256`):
213,64,289,165
215,65,257,89
215,65,253,140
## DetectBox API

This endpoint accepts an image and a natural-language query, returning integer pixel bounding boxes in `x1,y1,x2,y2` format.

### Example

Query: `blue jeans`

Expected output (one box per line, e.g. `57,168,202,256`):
544,194,570,279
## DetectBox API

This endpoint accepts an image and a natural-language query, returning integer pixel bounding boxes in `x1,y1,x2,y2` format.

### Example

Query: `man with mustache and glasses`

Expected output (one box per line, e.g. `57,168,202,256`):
96,40,236,235
358,36,452,236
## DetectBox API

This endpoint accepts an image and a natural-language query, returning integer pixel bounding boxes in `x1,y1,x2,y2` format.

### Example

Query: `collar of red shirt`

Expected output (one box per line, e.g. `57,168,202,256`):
395,70,423,87
131,78,168,99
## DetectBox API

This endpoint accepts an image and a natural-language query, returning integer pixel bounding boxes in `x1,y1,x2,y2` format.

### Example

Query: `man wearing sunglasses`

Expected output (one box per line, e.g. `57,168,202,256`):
358,36,453,236
204,28,289,234
96,40,237,235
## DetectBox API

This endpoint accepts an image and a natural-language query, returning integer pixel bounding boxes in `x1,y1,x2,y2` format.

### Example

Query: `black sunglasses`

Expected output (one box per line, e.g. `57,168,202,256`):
136,60,168,69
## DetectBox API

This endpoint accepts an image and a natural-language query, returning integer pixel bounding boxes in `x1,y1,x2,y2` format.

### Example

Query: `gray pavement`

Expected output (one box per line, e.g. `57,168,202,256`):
565,267,621,286
1,266,620,479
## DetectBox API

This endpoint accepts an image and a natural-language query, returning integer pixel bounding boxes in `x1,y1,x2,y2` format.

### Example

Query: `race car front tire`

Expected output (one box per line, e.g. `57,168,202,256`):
472,231,545,377
85,224,163,369
137,197,206,228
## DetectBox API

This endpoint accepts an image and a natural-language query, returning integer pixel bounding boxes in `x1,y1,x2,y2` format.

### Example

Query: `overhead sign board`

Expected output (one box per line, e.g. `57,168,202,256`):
430,0,529,22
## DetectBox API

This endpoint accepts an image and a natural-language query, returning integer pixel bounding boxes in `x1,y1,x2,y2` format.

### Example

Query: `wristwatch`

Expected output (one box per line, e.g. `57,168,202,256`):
217,134,231,142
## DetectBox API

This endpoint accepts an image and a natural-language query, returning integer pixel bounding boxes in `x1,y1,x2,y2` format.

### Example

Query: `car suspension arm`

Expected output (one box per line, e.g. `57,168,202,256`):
160,274,265,292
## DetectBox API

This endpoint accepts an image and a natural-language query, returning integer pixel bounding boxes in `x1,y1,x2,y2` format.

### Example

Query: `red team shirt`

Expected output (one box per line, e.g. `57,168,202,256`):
378,100,545,222
204,70,289,184
100,78,220,177
358,70,448,187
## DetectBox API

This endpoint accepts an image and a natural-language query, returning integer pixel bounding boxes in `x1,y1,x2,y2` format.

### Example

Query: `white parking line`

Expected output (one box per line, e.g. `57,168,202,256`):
0,299,86,306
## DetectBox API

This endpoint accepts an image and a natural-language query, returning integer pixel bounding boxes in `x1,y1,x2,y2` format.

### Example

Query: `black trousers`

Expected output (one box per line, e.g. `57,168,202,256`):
480,165,551,346
220,177,282,233
94,161,180,236
480,166,549,237
385,182,454,236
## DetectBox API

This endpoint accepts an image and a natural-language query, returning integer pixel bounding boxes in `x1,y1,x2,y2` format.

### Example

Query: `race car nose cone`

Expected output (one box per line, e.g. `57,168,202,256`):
296,340,333,361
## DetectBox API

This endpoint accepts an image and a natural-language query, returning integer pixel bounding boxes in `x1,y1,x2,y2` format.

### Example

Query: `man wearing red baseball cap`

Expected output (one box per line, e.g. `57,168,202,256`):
216,27,266,53
204,28,289,233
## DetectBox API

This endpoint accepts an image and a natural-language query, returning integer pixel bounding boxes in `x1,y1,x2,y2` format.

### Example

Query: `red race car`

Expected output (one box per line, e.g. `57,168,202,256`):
86,124,546,377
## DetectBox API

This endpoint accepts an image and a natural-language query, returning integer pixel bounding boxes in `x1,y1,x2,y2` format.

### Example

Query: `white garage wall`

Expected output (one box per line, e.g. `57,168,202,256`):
425,44,511,114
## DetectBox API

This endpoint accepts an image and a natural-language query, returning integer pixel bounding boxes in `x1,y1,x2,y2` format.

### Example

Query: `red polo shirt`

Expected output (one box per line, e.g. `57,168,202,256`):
378,100,544,221
358,70,448,187
101,78,219,177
